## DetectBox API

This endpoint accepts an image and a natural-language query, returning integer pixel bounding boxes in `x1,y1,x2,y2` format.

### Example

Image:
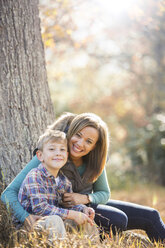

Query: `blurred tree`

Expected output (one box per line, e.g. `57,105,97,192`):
115,0,165,185
40,0,165,185
0,0,55,185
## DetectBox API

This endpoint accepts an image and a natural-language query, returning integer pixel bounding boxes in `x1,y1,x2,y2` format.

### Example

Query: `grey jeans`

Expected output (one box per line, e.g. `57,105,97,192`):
35,215,99,241
35,215,66,240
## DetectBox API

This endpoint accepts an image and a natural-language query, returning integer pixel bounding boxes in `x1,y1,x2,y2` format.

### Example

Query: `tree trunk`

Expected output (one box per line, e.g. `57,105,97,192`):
0,0,55,185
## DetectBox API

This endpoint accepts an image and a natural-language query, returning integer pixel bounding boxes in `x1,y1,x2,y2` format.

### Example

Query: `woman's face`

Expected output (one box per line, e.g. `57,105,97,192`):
69,126,99,159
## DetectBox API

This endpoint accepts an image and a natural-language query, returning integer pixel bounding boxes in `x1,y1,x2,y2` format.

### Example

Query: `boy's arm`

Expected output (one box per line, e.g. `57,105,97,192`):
67,209,93,226
70,204,87,212
21,171,69,219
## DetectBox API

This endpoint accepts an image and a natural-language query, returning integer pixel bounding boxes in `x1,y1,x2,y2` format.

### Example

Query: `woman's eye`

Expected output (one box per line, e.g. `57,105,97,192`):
87,140,92,144
76,133,81,138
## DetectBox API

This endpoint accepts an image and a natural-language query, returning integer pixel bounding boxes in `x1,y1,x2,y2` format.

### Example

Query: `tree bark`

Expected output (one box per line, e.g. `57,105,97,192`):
0,0,55,185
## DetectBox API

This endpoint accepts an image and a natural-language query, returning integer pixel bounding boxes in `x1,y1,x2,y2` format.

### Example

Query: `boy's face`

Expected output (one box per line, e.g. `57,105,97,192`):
37,140,68,175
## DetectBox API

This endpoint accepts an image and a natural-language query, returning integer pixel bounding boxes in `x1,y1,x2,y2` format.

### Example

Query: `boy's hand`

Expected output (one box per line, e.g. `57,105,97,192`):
68,210,93,226
24,214,41,231
83,207,95,220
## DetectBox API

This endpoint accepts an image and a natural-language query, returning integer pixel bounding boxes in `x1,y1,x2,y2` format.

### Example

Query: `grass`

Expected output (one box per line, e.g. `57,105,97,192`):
0,183,165,247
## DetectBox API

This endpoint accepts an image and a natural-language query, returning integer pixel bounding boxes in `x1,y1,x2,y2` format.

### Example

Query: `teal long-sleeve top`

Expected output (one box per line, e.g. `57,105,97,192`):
1,156,110,223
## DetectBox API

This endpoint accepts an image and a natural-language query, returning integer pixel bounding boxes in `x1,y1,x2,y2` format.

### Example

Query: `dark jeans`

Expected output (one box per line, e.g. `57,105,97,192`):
91,200,165,243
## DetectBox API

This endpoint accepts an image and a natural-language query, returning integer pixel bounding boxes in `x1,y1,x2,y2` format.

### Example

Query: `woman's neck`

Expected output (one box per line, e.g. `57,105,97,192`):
69,156,83,167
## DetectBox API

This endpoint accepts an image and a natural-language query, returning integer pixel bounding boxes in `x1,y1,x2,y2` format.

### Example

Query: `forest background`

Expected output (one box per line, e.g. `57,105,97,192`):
40,0,165,191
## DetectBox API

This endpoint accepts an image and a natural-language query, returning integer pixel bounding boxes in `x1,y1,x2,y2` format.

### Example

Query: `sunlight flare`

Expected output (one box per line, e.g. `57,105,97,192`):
152,194,158,207
96,0,138,16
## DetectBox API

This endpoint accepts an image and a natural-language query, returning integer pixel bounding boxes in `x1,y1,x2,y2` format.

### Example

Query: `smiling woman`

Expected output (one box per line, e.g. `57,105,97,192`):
65,113,108,183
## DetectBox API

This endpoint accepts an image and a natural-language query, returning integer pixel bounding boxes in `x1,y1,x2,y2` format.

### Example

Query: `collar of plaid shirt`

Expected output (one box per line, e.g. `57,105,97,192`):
38,163,64,180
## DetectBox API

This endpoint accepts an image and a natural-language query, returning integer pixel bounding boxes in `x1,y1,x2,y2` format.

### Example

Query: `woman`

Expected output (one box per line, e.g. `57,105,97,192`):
1,112,165,243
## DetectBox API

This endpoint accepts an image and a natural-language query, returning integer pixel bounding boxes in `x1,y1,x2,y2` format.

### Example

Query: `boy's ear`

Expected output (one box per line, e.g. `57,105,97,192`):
36,150,44,162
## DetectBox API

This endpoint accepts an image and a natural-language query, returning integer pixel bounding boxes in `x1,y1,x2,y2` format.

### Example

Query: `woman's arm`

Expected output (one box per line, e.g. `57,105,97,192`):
62,169,110,206
89,168,110,204
1,155,40,223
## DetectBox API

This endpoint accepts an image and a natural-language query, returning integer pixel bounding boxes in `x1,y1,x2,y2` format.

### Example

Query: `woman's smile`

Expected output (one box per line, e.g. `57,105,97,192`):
72,144,83,153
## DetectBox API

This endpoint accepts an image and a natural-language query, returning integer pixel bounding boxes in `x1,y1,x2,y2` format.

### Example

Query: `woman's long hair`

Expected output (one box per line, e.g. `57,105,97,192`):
48,112,76,133
67,113,109,183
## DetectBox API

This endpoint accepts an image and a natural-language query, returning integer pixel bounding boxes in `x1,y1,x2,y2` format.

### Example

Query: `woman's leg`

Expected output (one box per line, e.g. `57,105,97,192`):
91,203,128,235
107,199,165,242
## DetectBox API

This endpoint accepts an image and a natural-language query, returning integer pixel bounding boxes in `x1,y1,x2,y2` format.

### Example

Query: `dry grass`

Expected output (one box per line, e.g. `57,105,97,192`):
1,226,163,248
0,200,16,248
0,183,165,248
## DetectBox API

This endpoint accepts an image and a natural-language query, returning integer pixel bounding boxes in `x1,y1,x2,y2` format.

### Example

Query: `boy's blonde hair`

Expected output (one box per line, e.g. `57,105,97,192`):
37,129,67,151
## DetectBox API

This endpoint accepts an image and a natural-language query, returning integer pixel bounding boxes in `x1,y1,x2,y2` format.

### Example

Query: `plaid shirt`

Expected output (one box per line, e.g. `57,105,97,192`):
18,163,86,219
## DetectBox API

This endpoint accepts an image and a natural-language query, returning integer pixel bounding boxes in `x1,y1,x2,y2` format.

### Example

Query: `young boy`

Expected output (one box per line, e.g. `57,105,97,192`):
18,129,95,239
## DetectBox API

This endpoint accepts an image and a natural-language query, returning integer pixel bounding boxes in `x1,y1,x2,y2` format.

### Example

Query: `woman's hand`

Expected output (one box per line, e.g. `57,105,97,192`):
61,192,90,207
83,207,95,220
23,214,41,231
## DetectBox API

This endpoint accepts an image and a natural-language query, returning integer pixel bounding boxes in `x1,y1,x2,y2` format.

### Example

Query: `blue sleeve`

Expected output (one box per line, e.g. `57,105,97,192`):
89,169,110,204
1,156,40,223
